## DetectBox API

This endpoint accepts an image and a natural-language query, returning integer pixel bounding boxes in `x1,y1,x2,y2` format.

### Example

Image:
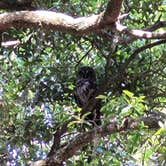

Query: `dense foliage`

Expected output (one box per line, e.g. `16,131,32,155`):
0,0,166,165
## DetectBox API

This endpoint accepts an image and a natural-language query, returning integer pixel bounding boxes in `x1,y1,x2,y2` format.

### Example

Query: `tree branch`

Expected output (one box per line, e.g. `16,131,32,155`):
0,0,123,35
103,0,123,23
123,39,166,67
143,21,166,31
0,0,166,39
0,10,103,34
115,22,166,39
47,119,73,157
30,112,166,166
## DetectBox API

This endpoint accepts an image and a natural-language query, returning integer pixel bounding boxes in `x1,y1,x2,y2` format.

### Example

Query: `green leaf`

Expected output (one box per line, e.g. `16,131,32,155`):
123,90,134,97
120,105,132,116
96,95,107,99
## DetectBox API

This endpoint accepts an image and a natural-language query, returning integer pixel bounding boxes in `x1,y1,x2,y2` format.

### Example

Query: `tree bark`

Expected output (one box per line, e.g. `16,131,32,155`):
30,112,166,166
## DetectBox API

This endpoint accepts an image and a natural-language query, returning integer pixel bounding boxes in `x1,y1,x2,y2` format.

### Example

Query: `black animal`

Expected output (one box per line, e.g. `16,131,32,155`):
74,66,101,125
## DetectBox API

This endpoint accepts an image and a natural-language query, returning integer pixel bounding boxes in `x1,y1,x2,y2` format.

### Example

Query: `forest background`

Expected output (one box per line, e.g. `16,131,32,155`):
0,0,166,165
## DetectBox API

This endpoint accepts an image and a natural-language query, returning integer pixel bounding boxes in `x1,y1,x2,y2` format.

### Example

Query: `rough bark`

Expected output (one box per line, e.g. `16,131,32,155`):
1,0,165,165
30,112,166,166
0,0,123,35
0,0,165,39
115,22,166,39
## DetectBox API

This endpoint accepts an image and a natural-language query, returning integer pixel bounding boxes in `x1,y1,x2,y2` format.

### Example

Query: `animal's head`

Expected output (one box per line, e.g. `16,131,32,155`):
77,66,96,81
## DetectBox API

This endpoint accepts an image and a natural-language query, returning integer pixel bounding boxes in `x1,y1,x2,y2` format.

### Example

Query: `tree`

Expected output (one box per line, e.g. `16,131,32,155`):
0,0,166,165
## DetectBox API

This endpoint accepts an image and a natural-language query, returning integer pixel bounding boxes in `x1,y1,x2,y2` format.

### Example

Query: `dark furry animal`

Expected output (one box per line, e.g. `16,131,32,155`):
74,66,101,125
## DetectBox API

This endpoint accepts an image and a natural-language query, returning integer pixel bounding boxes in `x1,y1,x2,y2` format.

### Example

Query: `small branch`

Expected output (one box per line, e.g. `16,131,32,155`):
76,45,93,67
143,21,166,31
1,40,21,48
124,39,166,67
93,36,107,58
116,22,166,39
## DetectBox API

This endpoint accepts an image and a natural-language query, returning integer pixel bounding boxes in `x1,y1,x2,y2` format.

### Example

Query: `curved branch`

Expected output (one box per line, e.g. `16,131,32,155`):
0,0,123,35
30,112,166,166
0,0,165,39
124,39,166,67
0,11,103,34
143,21,166,31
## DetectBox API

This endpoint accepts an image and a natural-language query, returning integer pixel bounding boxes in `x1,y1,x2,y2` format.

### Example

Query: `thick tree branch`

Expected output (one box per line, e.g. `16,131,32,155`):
0,0,166,39
30,112,166,166
103,0,123,23
0,0,123,35
0,11,103,34
47,119,74,157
